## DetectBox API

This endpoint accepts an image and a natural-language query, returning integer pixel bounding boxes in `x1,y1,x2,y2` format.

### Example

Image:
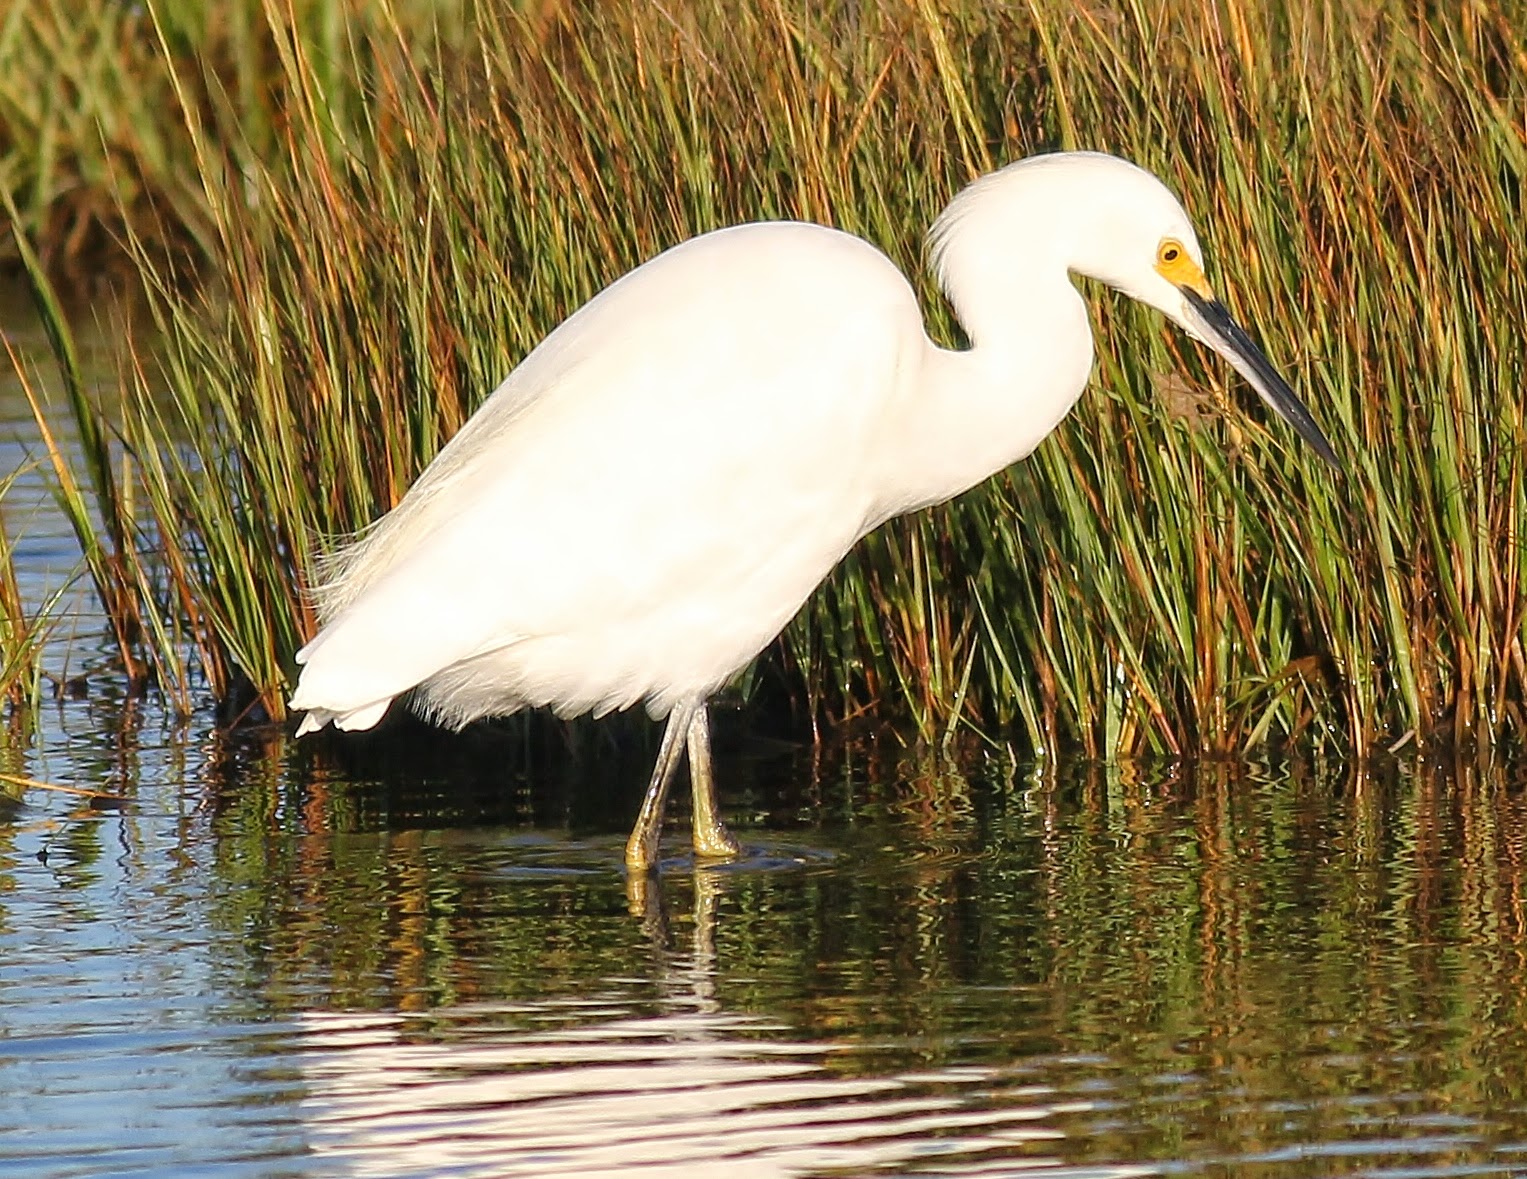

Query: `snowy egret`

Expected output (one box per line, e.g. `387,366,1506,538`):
290,151,1338,872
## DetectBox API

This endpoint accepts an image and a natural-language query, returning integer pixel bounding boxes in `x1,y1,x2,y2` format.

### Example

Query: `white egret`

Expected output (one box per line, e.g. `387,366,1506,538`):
290,151,1338,872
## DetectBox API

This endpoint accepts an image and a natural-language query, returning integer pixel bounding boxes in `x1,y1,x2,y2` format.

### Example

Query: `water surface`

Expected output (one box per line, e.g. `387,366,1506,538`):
2,708,1526,1177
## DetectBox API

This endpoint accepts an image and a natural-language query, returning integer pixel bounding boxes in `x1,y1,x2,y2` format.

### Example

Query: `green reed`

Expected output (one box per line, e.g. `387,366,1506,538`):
0,0,469,279
0,464,51,710
12,0,1527,757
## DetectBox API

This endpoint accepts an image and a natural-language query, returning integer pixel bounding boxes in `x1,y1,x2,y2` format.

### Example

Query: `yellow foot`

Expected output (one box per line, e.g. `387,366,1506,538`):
693,822,742,860
625,832,660,875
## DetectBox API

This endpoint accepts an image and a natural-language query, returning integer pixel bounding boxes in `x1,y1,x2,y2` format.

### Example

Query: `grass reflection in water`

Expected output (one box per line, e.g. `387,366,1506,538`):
183,736,1527,1176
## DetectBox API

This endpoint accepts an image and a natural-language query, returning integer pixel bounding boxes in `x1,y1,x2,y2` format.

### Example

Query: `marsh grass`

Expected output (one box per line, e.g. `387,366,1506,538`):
0,0,469,280
0,465,53,710
11,0,1527,758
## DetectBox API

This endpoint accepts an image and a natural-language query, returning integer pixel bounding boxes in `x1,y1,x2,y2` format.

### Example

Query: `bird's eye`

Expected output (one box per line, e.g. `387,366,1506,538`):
1158,239,1183,265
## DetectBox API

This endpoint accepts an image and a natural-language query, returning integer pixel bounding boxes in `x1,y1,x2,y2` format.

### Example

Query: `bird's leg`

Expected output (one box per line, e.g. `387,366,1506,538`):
625,700,697,873
687,704,741,859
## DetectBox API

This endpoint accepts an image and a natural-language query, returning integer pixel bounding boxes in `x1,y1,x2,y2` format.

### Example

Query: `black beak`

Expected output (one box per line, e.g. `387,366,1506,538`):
1180,286,1340,470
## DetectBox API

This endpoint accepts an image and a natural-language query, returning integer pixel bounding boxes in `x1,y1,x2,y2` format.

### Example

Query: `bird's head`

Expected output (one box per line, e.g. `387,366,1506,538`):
1061,153,1340,469
933,152,1339,469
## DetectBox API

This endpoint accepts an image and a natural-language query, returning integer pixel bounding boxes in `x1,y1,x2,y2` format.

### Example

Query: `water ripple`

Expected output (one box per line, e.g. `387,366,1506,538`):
291,1007,1074,1178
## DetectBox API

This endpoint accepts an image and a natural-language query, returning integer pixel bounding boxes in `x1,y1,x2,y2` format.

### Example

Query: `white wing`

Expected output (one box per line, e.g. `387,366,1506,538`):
291,222,926,730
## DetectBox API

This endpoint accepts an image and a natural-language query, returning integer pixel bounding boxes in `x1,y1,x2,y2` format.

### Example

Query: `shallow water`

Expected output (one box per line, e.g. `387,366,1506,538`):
3,707,1527,1178
5,285,1527,1176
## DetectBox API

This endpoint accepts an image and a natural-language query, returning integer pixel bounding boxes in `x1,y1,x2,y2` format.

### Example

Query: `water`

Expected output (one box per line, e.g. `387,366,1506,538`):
3,724,1527,1178
4,286,1527,1176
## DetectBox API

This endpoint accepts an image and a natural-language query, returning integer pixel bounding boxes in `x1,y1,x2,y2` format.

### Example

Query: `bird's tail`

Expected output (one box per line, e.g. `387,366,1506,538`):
290,697,393,736
289,629,398,735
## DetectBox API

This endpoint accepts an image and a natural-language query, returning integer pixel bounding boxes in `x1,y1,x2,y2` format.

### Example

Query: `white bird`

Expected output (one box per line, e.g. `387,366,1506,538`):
289,151,1337,872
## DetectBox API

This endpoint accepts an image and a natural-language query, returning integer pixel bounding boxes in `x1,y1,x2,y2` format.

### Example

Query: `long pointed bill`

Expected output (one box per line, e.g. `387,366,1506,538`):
1179,285,1340,470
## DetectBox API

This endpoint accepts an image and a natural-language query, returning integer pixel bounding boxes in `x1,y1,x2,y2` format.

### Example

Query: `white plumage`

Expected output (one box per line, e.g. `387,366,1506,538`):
290,151,1336,871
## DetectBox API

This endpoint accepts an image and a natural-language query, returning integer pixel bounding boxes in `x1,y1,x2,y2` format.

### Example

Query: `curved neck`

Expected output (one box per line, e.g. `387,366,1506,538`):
866,273,1094,528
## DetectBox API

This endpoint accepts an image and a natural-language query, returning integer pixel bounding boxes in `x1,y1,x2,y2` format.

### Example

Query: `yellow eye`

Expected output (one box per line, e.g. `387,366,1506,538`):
1153,237,1211,296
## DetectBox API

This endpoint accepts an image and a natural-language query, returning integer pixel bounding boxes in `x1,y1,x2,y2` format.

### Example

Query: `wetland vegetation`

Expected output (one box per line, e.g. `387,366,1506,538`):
6,7,1527,1175
4,0,1527,760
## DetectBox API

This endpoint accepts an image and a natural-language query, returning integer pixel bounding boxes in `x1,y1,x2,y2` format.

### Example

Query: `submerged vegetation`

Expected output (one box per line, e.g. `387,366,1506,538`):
3,0,1527,759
